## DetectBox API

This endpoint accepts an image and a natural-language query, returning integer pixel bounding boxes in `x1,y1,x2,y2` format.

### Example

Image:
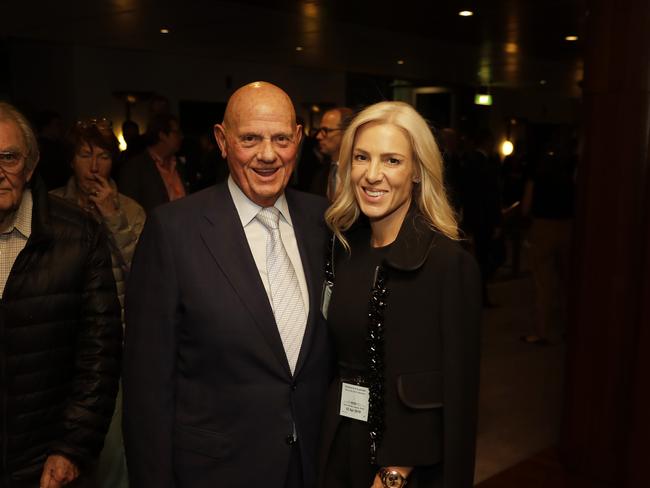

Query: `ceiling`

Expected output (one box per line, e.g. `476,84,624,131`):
3,0,586,91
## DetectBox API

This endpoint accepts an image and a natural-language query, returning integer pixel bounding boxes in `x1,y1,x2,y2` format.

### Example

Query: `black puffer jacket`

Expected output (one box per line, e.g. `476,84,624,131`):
0,178,122,486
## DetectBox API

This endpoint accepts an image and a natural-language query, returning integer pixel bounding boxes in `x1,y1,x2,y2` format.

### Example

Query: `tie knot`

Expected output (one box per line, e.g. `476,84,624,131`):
256,206,281,231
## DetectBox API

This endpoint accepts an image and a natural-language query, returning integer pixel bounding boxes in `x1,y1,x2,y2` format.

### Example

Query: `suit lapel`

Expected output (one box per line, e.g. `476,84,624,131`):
286,190,323,377
199,185,291,375
144,154,171,204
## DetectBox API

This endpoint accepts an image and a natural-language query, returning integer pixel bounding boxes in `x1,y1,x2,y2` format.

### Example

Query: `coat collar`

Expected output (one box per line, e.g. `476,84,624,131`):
385,204,437,271
27,175,55,245
348,203,437,272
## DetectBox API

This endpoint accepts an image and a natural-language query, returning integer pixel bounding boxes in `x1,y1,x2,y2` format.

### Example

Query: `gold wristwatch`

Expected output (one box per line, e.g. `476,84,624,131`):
379,468,408,488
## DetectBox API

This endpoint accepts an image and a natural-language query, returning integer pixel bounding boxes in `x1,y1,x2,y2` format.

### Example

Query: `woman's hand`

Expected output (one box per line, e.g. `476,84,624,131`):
87,174,118,218
371,466,413,487
39,454,79,488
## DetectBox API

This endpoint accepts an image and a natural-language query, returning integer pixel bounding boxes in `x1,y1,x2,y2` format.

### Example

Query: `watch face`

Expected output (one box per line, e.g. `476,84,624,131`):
386,472,403,487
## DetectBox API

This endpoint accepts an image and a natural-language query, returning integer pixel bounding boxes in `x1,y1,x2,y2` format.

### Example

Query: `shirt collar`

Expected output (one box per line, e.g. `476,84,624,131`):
148,148,176,169
227,175,293,228
4,189,33,239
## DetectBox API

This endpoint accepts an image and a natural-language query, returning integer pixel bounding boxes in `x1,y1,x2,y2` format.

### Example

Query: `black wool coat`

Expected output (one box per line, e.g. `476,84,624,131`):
319,208,482,488
0,178,122,486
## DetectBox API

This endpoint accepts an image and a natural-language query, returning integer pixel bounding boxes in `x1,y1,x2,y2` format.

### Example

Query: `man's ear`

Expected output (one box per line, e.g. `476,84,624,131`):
295,124,303,146
214,124,228,159
25,166,36,183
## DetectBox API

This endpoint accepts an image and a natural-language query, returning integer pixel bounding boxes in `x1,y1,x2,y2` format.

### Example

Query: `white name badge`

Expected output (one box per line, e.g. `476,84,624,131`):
339,382,369,422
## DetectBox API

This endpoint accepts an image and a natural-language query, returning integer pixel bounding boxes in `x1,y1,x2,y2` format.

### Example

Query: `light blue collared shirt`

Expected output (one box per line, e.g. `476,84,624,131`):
227,176,309,314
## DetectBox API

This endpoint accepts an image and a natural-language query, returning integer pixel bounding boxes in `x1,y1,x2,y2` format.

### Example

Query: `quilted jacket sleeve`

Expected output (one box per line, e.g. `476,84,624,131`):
49,220,122,468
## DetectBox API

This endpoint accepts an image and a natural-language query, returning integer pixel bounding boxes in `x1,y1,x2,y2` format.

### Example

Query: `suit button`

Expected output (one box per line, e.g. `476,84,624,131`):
285,435,296,445
291,383,297,391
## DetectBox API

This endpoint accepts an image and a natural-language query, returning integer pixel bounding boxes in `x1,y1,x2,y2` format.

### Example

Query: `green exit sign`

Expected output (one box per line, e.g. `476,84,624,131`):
474,94,493,106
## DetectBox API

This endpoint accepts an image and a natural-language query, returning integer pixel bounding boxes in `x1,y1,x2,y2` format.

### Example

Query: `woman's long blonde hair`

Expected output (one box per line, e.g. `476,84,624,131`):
325,101,459,250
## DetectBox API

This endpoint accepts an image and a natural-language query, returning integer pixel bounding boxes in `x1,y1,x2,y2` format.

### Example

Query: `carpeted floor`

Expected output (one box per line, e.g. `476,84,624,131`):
474,263,566,484
476,448,614,488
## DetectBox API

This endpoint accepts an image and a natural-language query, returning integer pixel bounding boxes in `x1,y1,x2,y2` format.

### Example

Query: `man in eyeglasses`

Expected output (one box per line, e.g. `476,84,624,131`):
315,107,352,201
0,102,121,487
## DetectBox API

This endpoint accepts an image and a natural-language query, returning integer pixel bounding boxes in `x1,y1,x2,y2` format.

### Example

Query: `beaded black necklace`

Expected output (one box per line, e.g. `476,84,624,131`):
325,235,390,465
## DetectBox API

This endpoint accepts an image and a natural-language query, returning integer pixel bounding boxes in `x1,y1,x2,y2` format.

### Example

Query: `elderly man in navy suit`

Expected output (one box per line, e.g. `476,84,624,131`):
123,82,331,488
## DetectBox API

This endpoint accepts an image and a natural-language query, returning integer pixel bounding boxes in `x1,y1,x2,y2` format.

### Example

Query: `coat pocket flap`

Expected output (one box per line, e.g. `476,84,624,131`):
397,371,444,409
174,425,231,459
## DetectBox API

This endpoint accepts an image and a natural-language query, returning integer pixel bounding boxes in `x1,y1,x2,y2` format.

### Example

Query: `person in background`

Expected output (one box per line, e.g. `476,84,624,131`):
51,120,145,488
438,127,464,216
315,107,353,201
52,120,145,314
460,128,502,306
112,119,145,180
319,101,481,488
122,119,145,158
117,113,188,213
500,142,528,278
0,102,121,488
294,118,325,193
192,129,229,191
33,109,69,190
520,129,576,345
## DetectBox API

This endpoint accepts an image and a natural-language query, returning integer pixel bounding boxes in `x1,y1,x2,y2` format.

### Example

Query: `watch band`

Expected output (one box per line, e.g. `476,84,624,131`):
379,468,408,488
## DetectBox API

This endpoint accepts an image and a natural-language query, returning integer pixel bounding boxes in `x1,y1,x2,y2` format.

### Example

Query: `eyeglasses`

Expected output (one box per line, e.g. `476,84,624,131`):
315,127,342,136
0,151,26,174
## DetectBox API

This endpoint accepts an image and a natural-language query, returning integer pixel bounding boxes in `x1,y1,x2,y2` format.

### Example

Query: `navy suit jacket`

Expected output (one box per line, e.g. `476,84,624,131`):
123,183,332,488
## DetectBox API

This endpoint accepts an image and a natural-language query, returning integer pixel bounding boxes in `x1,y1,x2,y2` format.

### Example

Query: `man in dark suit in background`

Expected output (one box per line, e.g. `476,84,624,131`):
461,129,502,305
123,81,331,488
117,113,188,213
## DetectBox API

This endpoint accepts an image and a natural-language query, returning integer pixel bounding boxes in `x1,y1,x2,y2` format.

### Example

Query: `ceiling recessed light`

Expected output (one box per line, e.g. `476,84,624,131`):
540,79,548,85
565,35,578,41
160,28,170,34
295,46,304,51
397,59,405,65
459,10,474,17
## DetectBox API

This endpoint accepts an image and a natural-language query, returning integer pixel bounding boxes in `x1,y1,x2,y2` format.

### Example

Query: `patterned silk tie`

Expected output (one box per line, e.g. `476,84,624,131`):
256,206,307,374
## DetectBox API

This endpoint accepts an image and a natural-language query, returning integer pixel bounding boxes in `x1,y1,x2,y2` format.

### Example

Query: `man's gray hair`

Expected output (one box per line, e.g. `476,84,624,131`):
0,101,40,172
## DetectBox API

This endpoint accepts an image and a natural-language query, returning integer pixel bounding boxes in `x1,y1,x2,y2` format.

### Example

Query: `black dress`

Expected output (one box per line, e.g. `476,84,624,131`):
324,242,392,487
318,207,482,488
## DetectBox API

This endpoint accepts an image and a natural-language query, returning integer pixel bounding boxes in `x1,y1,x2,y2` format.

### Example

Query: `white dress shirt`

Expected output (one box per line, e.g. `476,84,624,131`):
227,176,310,315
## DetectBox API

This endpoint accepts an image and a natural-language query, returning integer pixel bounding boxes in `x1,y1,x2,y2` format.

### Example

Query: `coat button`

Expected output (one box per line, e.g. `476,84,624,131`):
291,383,297,391
285,435,296,445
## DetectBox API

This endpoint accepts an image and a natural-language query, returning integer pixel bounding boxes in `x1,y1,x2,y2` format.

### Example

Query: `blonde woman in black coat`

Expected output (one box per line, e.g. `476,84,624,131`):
319,102,482,488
